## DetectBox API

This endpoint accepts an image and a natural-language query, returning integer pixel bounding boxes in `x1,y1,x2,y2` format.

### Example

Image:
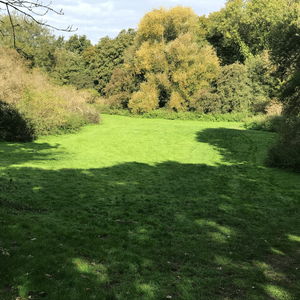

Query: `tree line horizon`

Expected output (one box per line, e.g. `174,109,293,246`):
0,0,300,116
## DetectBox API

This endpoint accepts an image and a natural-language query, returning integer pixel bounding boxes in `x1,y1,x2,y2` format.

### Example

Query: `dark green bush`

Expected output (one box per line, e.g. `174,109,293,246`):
189,89,222,114
265,117,300,172
244,114,287,132
280,69,300,116
0,100,35,142
215,62,253,113
104,68,138,108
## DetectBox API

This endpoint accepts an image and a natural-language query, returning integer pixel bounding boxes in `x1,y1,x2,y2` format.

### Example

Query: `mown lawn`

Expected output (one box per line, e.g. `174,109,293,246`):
1,114,299,300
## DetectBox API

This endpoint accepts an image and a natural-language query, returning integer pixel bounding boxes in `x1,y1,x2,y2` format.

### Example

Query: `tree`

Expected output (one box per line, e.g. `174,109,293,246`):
207,0,288,65
64,34,92,55
0,0,75,56
267,1,300,115
136,5,199,46
104,68,139,108
51,49,93,90
125,6,220,114
215,62,252,113
90,29,136,95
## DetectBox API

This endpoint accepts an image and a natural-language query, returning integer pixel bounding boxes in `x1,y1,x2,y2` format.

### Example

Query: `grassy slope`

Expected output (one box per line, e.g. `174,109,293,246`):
0,115,299,300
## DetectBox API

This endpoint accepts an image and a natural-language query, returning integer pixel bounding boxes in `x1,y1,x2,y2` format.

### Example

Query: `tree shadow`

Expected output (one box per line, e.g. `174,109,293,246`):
195,127,277,167
0,141,62,168
1,155,300,299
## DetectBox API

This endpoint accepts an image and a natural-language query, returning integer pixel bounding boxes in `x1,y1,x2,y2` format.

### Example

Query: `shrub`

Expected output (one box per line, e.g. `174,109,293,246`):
167,91,187,112
128,82,159,114
215,62,253,113
0,47,101,138
18,88,69,135
265,99,283,115
244,114,287,132
265,117,300,172
280,69,300,116
189,88,221,114
0,100,35,142
0,47,28,105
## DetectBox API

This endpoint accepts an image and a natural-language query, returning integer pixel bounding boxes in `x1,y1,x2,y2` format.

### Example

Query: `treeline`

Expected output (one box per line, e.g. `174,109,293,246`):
0,1,299,171
1,2,300,116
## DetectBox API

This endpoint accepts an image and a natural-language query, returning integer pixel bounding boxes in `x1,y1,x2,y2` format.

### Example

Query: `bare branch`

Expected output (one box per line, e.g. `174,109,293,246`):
0,1,77,58
6,4,16,48
0,0,77,32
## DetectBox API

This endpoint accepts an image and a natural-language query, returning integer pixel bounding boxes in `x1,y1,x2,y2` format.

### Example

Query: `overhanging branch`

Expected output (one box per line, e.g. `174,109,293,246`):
0,0,77,32
0,0,77,57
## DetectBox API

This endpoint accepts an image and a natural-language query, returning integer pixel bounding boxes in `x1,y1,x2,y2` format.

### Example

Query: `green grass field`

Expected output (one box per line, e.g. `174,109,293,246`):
1,115,300,300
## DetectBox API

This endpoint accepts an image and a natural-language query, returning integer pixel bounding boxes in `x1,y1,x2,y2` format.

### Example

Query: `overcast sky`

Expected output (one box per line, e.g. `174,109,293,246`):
4,0,227,45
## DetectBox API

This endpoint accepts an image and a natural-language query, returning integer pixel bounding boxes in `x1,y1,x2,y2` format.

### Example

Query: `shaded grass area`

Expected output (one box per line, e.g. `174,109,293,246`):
1,115,300,300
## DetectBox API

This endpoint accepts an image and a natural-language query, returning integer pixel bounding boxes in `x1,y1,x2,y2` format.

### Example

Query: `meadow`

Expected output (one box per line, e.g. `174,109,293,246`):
1,115,300,300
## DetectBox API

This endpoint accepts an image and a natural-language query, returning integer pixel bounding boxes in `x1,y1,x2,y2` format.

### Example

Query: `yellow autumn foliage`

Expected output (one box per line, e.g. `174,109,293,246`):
136,5,198,45
125,5,220,114
134,42,167,74
167,91,187,112
128,82,159,114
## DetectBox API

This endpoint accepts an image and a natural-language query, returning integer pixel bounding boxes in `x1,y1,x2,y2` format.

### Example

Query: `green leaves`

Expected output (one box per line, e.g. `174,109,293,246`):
64,34,92,55
91,29,136,95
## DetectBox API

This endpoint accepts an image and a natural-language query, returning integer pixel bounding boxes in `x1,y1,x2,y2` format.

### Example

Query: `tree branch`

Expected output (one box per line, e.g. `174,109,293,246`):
0,0,77,57
0,0,77,32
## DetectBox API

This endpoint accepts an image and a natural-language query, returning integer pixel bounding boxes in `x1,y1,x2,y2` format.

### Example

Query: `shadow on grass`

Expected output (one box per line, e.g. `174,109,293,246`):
1,129,300,300
0,141,61,168
195,127,277,167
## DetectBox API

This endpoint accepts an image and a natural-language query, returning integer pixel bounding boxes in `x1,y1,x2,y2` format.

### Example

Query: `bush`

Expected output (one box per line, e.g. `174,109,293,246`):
189,88,221,114
0,47,101,138
0,47,29,105
244,114,287,132
18,88,69,135
0,100,35,142
264,99,283,115
215,62,253,113
265,117,300,172
280,69,300,116
128,82,159,114
167,91,187,112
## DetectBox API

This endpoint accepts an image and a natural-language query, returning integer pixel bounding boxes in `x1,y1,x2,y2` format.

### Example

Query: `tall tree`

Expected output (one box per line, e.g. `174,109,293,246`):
0,13,59,69
207,0,288,65
126,6,220,113
90,29,136,95
268,1,300,115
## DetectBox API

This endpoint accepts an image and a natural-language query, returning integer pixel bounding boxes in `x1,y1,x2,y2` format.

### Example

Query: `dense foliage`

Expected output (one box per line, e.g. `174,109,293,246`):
0,99,35,142
1,1,300,171
265,117,300,172
0,47,101,140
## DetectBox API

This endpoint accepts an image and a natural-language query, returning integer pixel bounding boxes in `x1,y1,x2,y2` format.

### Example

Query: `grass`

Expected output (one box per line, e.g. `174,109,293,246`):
1,114,300,300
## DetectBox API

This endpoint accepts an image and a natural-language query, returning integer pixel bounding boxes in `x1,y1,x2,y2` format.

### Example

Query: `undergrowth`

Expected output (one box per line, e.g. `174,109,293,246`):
265,116,300,173
0,47,101,140
95,104,254,122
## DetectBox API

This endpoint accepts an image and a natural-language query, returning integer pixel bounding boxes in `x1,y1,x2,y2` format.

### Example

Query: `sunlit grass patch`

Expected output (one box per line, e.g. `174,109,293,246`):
264,285,293,300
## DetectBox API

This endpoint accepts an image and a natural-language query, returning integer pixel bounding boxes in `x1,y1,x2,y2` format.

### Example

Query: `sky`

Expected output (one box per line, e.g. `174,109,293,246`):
3,0,227,45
